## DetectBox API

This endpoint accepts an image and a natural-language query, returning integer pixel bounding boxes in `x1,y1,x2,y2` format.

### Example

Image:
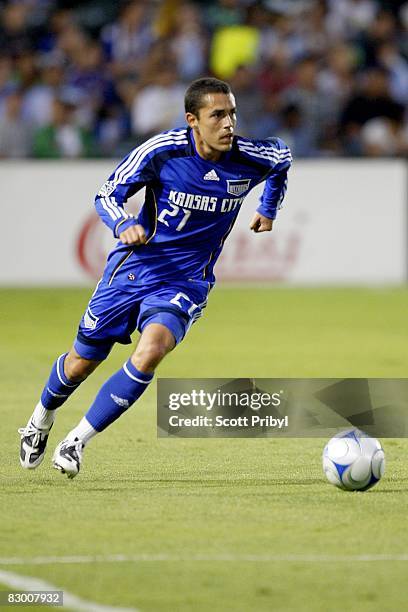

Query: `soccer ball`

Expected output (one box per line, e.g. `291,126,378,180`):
322,429,385,491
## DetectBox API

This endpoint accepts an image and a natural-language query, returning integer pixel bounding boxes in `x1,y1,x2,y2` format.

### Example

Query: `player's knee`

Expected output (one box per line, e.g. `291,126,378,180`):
131,341,171,372
64,349,101,382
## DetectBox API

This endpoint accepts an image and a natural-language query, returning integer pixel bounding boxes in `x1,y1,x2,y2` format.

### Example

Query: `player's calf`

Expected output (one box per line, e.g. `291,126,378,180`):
53,323,178,479
52,357,154,478
19,350,101,470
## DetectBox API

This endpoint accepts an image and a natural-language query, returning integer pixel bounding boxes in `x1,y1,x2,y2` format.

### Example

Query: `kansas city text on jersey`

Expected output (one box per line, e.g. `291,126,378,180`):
168,190,245,213
95,127,292,288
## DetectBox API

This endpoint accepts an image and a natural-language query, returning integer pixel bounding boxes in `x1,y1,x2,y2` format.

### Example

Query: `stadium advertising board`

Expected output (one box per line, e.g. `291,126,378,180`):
2,160,406,285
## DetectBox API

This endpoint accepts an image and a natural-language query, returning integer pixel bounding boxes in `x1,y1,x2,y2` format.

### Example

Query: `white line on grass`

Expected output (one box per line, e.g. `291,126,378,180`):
0,569,139,612
1,553,408,565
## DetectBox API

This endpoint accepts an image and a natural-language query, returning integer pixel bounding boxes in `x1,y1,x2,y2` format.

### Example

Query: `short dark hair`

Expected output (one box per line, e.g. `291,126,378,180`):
184,77,232,117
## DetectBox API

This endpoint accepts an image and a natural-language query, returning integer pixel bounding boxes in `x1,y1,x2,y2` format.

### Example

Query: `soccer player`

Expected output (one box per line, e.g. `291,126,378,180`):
19,77,292,478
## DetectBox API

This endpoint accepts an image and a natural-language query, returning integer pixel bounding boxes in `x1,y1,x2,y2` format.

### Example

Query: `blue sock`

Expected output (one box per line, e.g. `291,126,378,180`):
40,353,80,410
85,359,153,432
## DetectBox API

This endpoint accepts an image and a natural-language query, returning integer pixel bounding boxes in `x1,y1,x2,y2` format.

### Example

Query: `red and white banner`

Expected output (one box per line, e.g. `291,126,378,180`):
0,160,406,285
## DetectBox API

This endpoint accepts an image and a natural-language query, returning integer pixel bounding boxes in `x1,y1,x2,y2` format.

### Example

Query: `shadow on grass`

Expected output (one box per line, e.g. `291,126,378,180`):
369,489,406,494
74,478,325,491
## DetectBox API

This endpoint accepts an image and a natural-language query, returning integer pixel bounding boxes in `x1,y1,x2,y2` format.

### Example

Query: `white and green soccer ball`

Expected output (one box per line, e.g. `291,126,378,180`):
322,429,385,491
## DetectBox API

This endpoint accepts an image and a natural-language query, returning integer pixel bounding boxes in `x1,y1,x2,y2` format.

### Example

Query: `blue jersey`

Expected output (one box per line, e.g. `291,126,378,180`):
95,127,292,289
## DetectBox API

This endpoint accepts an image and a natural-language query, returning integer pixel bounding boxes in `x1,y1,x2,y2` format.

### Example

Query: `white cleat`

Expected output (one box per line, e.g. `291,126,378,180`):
19,420,52,469
52,437,84,479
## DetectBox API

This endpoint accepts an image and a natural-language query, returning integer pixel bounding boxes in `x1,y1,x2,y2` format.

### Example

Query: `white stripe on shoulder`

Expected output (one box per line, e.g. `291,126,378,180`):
237,139,290,153
114,130,188,186
240,147,291,160
238,140,290,152
239,147,291,163
237,139,289,151
119,135,188,187
237,140,291,160
113,131,184,186
238,145,292,165
115,129,187,176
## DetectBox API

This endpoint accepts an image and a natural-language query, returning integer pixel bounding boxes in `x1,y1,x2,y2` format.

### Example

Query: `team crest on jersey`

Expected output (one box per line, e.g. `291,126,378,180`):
98,180,116,197
226,179,251,196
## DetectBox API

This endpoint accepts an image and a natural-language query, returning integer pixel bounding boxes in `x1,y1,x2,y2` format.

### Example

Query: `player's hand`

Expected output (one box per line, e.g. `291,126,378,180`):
119,224,147,245
249,213,274,233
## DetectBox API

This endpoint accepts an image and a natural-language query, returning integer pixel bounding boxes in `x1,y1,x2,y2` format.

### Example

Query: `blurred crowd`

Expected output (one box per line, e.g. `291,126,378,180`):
0,0,407,159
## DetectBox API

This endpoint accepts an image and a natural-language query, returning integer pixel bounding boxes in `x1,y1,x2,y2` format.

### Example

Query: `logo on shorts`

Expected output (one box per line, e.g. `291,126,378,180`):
110,394,130,408
98,180,116,197
83,307,99,330
226,179,251,196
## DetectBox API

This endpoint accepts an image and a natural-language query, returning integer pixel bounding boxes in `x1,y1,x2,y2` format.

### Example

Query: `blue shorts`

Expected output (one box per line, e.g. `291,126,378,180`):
74,279,210,361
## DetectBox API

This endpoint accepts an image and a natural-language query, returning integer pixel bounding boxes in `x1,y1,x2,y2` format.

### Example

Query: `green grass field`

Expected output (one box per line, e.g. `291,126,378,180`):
1,287,408,612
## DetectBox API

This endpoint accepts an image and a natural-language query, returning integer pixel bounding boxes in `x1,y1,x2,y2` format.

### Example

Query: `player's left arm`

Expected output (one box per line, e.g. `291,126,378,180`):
249,137,292,233
249,212,275,233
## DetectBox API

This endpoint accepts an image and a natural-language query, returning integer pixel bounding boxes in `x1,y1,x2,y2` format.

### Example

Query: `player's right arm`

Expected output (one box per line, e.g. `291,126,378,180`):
94,129,189,244
118,223,147,245
94,146,156,245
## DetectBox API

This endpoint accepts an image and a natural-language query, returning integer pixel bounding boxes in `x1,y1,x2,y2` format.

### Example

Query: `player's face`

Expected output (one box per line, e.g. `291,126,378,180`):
187,92,237,156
